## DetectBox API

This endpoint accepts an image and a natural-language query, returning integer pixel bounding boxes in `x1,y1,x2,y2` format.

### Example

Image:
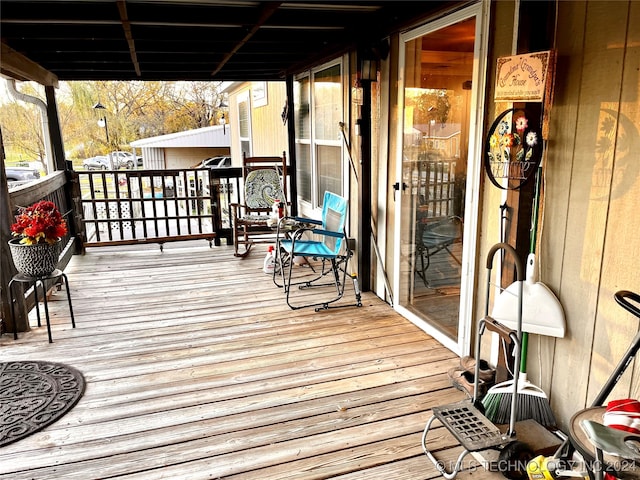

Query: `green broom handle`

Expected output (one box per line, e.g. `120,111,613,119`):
520,333,529,373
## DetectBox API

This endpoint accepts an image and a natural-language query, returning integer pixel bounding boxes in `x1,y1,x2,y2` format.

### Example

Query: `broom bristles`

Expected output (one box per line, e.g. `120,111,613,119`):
482,390,556,427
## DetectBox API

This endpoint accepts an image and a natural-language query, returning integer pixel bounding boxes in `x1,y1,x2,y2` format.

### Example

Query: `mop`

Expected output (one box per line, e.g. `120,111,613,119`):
482,158,561,428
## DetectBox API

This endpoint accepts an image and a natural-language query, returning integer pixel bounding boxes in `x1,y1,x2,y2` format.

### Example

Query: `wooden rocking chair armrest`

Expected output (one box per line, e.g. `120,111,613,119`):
229,202,252,215
229,203,240,217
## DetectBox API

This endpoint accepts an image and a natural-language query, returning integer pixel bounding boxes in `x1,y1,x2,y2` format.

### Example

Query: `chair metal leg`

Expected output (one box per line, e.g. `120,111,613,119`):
273,243,290,289
283,253,362,311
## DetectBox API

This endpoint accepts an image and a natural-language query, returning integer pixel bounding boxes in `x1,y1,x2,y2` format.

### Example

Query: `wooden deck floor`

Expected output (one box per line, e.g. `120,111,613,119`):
0,242,503,479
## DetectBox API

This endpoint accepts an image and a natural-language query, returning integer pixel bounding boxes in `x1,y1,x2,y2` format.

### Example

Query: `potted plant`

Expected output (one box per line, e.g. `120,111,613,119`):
8,200,68,277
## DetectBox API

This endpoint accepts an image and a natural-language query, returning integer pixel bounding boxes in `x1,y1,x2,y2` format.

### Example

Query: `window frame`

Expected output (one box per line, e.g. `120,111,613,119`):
237,90,252,157
294,57,347,216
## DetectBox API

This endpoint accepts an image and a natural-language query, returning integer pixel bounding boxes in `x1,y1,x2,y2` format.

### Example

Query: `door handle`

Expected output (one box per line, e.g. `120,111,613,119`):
392,182,407,192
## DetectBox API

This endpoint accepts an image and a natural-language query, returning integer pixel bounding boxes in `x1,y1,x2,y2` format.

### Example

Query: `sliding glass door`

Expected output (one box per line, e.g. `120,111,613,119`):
394,4,487,354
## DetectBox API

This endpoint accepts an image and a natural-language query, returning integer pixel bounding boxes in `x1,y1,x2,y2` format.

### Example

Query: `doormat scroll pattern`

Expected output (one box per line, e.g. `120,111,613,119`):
0,361,86,447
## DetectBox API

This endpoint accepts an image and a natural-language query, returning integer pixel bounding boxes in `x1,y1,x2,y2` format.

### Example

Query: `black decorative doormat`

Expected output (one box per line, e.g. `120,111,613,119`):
0,361,86,447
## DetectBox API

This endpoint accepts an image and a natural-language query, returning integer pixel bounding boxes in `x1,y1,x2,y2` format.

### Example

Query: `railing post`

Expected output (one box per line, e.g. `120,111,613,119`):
207,171,222,246
68,169,86,254
0,128,29,334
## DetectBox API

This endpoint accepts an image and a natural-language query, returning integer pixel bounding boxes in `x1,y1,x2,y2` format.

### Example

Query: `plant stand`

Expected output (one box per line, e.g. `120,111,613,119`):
9,269,75,343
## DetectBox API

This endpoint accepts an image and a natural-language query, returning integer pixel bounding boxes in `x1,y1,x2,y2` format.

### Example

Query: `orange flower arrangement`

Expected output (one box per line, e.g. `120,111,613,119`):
10,201,67,245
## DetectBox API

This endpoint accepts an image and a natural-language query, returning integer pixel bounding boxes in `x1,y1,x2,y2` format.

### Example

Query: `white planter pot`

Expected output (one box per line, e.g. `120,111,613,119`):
8,238,61,277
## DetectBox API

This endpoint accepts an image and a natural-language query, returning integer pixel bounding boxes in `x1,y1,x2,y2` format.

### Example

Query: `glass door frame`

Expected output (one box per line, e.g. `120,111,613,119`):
393,1,491,355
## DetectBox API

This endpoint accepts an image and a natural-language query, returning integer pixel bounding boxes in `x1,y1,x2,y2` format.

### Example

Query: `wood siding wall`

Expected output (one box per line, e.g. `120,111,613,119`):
537,0,640,429
477,0,640,431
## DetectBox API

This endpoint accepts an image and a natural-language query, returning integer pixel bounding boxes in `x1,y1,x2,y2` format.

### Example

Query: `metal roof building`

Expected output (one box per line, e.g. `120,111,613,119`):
131,125,230,169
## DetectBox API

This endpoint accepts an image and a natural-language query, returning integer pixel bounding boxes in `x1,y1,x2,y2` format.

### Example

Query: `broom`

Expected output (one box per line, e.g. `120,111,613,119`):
482,156,557,428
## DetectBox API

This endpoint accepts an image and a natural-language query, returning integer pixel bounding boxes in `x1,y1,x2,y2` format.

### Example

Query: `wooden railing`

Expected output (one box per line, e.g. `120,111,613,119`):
2,171,76,335
414,153,457,219
2,165,281,335
76,167,243,250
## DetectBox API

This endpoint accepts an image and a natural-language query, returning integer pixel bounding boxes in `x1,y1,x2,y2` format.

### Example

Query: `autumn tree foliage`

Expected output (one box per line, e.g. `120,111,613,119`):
0,80,227,165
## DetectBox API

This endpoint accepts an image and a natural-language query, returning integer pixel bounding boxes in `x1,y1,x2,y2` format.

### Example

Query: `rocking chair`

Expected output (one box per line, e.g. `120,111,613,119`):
230,152,287,257
274,191,362,311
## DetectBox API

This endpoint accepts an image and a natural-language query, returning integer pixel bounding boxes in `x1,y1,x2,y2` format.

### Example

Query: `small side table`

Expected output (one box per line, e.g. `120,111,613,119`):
9,269,76,343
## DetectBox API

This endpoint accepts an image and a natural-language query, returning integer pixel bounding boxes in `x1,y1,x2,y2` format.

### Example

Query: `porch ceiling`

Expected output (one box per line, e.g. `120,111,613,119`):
0,0,464,85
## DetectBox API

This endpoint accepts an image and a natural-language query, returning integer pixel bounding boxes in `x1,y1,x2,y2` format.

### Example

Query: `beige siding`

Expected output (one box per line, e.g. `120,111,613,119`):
227,82,289,162
468,0,640,431
533,0,640,430
251,82,289,157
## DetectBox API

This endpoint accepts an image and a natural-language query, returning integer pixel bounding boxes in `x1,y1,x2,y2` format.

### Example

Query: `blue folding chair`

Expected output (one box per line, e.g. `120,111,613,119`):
274,191,362,311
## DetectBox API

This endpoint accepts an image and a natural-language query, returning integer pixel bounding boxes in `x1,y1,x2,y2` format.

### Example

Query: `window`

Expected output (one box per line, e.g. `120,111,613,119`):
295,76,312,203
237,91,252,157
294,61,344,210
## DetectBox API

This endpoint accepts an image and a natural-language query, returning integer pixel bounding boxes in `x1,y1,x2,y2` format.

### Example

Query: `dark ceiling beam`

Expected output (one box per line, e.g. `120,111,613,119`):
116,0,141,77
0,1,452,82
211,1,282,77
0,42,59,86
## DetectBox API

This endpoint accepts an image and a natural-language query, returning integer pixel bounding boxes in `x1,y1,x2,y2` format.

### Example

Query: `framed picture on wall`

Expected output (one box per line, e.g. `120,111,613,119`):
252,82,268,107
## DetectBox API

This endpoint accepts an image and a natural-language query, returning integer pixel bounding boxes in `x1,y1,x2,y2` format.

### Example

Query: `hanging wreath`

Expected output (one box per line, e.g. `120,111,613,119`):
483,108,543,190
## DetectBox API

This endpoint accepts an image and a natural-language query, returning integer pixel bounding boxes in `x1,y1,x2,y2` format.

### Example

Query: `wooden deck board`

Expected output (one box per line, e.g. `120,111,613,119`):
0,243,503,479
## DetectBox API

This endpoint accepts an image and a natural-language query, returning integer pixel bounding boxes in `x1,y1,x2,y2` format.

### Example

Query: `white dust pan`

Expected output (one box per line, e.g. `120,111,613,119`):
491,253,566,338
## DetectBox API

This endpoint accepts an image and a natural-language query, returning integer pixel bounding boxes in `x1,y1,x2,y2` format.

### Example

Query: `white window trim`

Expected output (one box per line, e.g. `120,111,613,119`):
237,90,252,157
295,56,348,218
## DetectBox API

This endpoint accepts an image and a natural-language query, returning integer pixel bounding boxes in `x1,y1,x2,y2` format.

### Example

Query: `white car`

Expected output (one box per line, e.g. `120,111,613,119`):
197,156,231,169
109,151,142,169
6,166,40,187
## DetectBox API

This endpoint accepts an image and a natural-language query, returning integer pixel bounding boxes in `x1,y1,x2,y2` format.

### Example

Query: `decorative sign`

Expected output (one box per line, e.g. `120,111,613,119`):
483,108,543,190
495,51,552,102
252,82,267,107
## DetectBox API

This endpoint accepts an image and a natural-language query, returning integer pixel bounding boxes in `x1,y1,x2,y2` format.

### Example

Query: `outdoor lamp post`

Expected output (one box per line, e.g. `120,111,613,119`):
93,102,115,168
93,102,110,143
218,101,228,134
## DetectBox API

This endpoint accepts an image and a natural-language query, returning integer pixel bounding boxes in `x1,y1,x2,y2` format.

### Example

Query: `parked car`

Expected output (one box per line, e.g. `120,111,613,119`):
109,151,141,169
83,155,110,170
5,166,40,187
197,156,231,169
